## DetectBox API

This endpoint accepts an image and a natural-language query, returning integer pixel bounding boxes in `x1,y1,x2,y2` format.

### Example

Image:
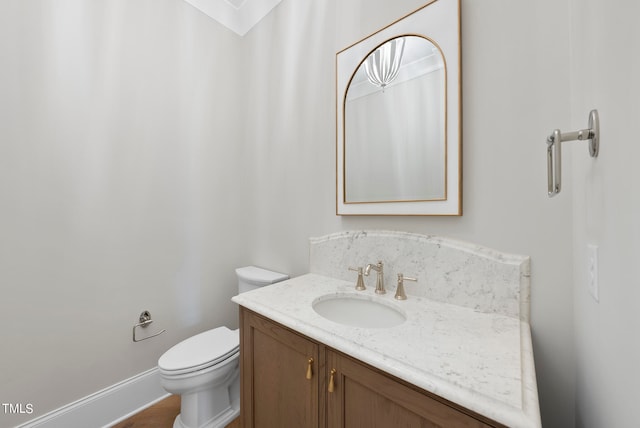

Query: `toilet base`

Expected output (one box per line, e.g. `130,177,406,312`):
172,405,239,428
166,362,240,428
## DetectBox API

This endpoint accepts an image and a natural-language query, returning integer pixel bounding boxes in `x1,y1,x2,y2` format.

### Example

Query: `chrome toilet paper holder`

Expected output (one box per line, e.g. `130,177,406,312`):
132,310,166,342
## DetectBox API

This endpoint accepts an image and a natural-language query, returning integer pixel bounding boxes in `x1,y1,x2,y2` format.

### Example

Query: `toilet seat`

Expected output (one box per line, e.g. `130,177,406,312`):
158,327,239,376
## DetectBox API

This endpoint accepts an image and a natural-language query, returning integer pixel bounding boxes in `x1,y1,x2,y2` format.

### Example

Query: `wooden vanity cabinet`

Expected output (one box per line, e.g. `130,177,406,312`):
240,308,502,428
240,308,323,428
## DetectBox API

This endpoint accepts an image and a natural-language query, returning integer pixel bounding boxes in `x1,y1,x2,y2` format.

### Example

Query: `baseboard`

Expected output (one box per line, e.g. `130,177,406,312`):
15,367,169,428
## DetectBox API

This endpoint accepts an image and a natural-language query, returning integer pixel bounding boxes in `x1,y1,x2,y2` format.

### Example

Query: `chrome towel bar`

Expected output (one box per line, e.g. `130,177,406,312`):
546,109,600,197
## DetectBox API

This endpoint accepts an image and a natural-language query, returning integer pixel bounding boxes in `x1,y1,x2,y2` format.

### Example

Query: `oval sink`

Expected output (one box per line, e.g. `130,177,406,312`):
312,294,406,328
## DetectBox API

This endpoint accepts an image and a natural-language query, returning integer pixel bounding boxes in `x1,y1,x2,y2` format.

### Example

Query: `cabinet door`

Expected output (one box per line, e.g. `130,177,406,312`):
326,350,496,428
240,309,321,428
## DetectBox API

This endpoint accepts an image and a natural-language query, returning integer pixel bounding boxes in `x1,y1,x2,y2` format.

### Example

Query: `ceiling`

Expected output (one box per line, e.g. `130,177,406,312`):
182,0,282,36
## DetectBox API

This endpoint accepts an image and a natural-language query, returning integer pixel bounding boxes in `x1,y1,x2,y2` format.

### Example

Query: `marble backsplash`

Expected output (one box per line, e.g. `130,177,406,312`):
309,230,531,321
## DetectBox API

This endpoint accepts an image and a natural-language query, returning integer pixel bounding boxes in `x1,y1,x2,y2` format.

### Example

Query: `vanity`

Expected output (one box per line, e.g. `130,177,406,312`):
232,231,541,427
232,2,541,425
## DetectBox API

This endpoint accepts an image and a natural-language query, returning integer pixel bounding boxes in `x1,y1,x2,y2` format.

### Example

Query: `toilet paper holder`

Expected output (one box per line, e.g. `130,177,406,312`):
132,310,166,342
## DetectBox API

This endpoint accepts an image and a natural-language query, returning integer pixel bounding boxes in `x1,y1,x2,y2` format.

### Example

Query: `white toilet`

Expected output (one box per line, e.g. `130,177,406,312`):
158,266,289,428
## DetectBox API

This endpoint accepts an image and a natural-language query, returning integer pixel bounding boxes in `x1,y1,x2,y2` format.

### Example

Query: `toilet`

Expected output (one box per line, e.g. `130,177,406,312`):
158,266,289,428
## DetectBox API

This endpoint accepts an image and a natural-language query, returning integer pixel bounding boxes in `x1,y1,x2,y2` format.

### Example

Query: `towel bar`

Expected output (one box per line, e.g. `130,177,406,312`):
546,109,599,197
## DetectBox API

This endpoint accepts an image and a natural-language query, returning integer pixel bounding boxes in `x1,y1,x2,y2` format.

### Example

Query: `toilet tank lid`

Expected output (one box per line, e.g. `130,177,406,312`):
236,266,289,285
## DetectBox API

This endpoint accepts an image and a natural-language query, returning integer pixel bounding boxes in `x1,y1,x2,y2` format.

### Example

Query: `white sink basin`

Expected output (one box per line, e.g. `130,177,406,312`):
312,293,406,328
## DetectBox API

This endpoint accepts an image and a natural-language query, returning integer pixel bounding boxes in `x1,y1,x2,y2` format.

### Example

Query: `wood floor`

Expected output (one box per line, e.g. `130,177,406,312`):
111,395,240,428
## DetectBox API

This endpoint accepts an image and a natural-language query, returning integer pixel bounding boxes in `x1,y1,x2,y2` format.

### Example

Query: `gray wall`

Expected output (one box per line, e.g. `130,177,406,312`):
8,0,634,427
0,1,250,426
570,0,640,426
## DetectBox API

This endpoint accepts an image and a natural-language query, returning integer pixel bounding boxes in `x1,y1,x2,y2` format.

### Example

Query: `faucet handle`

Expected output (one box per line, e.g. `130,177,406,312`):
395,273,417,300
348,266,366,291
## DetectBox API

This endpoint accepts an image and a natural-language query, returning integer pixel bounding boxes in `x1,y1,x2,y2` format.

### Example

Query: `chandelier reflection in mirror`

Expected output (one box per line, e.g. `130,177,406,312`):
364,38,406,90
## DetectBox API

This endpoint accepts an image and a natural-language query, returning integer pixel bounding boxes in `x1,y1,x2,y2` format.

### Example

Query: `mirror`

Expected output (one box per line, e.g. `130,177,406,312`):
336,0,461,215
345,36,445,203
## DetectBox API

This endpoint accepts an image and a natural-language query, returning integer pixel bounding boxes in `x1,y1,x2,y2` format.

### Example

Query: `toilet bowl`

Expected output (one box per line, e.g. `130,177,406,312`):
158,266,288,428
159,327,240,428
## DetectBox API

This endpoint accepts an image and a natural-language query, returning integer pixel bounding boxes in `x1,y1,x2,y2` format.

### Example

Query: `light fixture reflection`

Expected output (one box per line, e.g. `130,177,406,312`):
364,38,406,90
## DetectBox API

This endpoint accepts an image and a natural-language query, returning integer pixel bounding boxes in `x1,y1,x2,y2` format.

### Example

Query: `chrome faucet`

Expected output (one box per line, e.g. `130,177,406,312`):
364,261,385,294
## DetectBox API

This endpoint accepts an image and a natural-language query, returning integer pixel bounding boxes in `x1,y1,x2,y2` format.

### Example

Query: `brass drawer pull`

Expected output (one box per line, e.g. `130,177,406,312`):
306,358,314,380
328,369,337,392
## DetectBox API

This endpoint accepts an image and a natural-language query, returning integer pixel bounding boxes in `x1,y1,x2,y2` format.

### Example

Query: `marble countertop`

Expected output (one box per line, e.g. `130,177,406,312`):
232,273,541,428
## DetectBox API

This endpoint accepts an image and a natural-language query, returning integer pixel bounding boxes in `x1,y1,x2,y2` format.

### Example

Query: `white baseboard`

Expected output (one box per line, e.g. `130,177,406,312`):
16,367,170,428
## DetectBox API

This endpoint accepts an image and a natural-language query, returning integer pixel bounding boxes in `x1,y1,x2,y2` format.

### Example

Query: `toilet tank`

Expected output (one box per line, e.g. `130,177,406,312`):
236,266,289,294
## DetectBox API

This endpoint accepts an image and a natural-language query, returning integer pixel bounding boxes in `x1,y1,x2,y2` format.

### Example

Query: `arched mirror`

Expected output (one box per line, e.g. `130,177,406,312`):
345,35,445,203
336,0,461,215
